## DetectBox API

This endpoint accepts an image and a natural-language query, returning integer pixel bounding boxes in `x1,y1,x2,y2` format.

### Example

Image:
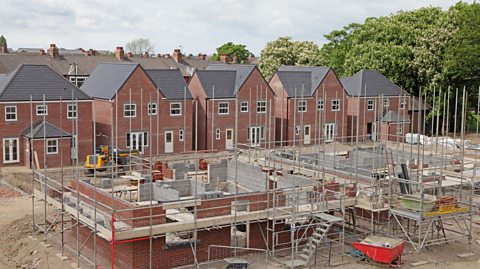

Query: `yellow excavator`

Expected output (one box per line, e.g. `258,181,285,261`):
84,145,139,175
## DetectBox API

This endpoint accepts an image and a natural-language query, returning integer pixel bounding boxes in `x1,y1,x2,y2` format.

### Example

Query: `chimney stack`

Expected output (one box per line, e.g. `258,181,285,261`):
198,53,206,60
86,49,96,56
115,46,125,59
220,53,228,64
127,52,133,58
232,55,238,63
173,49,182,63
143,52,149,58
47,43,59,57
164,53,170,59
0,35,7,53
39,49,46,56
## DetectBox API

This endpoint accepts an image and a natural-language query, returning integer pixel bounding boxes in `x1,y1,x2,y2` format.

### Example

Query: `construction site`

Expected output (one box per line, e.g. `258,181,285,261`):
2,88,480,269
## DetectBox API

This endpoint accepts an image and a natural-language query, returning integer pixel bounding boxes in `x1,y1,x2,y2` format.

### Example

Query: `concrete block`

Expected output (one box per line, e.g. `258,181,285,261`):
457,253,475,258
56,253,69,261
410,261,429,267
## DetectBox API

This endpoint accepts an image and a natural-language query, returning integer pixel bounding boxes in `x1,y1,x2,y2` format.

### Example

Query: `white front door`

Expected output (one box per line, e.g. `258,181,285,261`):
304,125,311,145
165,131,173,153
129,132,146,153
3,138,20,164
226,129,234,150
249,127,262,147
324,123,336,142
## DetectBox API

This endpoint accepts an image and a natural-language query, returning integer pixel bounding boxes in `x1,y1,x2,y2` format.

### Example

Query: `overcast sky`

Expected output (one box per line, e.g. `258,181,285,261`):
0,0,467,55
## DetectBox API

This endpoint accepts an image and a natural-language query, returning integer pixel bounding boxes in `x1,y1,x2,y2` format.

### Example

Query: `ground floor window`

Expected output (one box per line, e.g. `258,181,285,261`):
47,139,58,154
3,138,19,163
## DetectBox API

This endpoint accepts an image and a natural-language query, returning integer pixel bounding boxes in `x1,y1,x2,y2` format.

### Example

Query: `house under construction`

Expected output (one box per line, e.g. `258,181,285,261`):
30,87,479,269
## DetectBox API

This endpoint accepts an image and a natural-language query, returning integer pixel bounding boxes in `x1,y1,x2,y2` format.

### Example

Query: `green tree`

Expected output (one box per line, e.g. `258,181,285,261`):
259,37,323,79
0,35,6,46
125,38,154,55
212,42,250,63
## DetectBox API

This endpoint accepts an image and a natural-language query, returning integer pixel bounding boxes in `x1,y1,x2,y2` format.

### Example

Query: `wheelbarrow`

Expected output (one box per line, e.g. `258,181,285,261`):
352,235,405,267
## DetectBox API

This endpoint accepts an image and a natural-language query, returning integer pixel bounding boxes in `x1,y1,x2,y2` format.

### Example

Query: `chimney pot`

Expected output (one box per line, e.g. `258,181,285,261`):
220,53,228,64
198,53,206,60
164,53,170,59
127,52,133,57
39,49,46,56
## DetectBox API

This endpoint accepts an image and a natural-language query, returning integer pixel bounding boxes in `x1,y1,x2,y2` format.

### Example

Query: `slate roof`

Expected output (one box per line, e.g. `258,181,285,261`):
0,64,90,101
206,64,256,92
23,121,71,139
80,63,138,100
275,65,331,97
195,70,237,98
146,69,192,99
341,70,405,97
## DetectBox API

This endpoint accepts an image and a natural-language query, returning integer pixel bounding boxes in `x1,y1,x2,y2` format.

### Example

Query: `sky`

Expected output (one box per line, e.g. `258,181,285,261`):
0,0,468,55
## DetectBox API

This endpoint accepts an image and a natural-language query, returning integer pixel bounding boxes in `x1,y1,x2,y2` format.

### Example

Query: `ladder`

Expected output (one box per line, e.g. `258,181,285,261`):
297,213,343,266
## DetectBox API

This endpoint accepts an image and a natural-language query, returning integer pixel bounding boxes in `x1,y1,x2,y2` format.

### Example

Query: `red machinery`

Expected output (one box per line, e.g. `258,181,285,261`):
352,236,405,267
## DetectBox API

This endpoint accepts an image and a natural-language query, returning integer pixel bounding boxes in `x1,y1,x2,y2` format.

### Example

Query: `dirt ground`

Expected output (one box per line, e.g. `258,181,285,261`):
0,173,479,269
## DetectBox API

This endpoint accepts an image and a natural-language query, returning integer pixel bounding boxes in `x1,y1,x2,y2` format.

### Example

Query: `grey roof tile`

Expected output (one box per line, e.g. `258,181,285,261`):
23,120,71,138
0,64,90,101
195,70,237,98
146,69,192,99
276,65,330,97
342,70,405,97
206,64,256,92
80,63,138,100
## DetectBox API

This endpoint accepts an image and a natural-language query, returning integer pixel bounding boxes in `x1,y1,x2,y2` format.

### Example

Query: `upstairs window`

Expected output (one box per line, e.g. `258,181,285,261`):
124,104,136,118
148,103,157,115
400,97,406,109
36,105,48,116
331,99,340,111
5,106,17,121
298,101,307,112
383,97,389,108
218,102,229,115
170,102,182,116
257,101,266,113
67,103,77,119
317,100,324,111
240,101,248,112
367,99,374,111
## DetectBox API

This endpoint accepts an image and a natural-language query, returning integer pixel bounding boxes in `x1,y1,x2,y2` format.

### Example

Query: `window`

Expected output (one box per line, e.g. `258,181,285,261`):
331,99,340,111
397,125,403,135
298,101,307,112
257,101,266,113
124,104,136,118
36,105,48,116
69,76,87,87
3,138,19,163
148,103,157,115
67,103,77,119
170,102,182,116
216,128,221,140
367,99,374,111
126,132,148,148
240,101,248,112
317,100,324,111
400,97,406,109
295,125,301,135
179,129,184,142
383,97,389,108
47,139,58,154
218,102,229,115
5,106,17,121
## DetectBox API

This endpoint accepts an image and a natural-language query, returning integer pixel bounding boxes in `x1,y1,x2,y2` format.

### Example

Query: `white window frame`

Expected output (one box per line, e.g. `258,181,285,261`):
257,100,266,113
317,99,324,111
170,102,182,116
148,102,157,115
367,99,374,111
331,99,340,111
240,101,248,112
179,129,184,142
5,105,17,121
124,104,136,118
46,139,58,155
295,125,301,135
383,97,390,108
298,100,307,112
36,104,48,116
400,96,406,109
396,125,404,135
218,102,229,115
216,128,221,140
69,76,87,87
67,103,77,119
3,138,19,163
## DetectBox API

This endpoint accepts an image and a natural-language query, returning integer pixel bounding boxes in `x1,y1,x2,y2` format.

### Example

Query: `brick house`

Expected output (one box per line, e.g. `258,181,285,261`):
269,66,347,146
188,64,275,151
342,70,411,142
80,63,193,154
0,64,93,168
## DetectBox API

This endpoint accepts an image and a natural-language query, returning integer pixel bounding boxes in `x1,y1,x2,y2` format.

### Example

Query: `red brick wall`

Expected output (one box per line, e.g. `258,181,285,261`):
0,101,92,168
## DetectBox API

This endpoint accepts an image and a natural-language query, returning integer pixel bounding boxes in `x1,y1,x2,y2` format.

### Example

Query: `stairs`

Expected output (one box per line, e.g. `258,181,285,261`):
296,213,343,266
